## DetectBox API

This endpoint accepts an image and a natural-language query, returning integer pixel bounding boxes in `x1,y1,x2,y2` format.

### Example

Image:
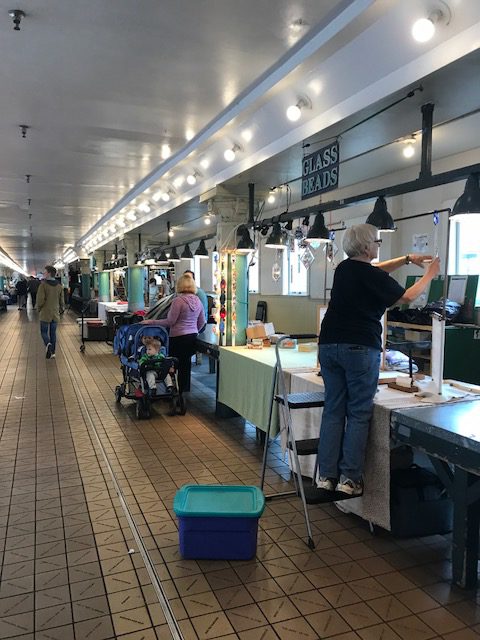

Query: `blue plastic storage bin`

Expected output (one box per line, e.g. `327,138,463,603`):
173,485,265,560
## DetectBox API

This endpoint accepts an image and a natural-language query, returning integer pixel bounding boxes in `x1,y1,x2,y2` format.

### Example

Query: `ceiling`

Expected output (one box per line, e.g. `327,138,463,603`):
0,0,479,273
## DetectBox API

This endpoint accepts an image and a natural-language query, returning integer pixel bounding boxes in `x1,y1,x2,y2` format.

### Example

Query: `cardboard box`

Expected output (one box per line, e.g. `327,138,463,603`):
246,322,275,340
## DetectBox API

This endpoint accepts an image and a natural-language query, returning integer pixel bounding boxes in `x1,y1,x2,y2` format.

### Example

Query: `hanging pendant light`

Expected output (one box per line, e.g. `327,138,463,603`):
157,249,169,263
181,244,194,259
236,226,255,253
305,212,331,243
169,247,180,262
265,223,287,249
194,239,209,259
366,196,396,232
451,173,480,219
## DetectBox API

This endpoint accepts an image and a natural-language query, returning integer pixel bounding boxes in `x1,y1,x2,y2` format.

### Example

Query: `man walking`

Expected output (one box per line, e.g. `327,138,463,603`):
27,276,40,309
37,265,64,359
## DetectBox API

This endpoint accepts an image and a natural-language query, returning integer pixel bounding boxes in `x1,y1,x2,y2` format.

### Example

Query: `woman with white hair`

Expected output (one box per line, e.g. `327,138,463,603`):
317,223,440,496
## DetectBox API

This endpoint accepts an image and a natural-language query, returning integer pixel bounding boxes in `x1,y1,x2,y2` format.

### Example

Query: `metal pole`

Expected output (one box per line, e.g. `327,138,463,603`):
419,103,434,180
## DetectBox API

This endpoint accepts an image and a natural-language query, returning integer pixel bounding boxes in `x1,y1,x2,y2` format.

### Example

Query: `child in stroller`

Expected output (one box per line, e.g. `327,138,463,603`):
114,322,186,418
138,336,174,394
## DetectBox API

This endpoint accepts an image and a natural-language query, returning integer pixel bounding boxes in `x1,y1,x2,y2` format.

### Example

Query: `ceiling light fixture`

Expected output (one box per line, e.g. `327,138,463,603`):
241,129,253,142
138,201,151,213
402,135,416,158
305,212,331,243
224,143,242,162
186,172,198,185
126,210,137,221
181,244,194,259
265,223,287,249
169,247,180,262
173,176,185,188
411,2,451,43
451,173,480,219
8,9,25,31
200,158,210,170
366,196,396,232
195,239,209,259
286,95,312,122
161,143,171,159
267,190,276,204
236,226,255,253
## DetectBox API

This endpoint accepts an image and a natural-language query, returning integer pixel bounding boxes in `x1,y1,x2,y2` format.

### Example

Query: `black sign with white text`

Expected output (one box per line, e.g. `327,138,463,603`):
301,141,339,200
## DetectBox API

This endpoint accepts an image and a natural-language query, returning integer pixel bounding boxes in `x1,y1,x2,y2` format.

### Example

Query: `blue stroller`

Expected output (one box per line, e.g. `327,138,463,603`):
113,322,186,419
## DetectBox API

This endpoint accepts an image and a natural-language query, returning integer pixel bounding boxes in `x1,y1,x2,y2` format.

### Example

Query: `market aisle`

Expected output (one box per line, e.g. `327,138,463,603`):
0,307,479,640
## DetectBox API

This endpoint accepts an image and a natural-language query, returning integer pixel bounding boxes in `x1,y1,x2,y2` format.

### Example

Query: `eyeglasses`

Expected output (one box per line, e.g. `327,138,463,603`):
371,239,382,245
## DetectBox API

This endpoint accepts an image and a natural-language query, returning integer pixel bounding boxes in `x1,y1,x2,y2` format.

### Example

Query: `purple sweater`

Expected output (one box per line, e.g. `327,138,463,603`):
157,294,206,337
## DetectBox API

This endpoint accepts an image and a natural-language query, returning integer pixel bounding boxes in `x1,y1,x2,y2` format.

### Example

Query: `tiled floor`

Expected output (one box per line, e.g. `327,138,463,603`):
1,307,480,639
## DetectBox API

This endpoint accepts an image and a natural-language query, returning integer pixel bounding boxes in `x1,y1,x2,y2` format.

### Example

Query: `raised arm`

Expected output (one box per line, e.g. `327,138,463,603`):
394,257,441,305
376,253,433,273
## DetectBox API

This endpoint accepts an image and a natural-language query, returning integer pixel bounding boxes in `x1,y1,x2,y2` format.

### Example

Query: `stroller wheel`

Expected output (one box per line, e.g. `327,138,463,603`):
114,385,123,403
178,393,187,416
169,395,178,416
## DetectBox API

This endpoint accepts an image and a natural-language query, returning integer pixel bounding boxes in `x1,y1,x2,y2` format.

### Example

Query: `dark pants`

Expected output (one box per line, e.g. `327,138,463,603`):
169,333,197,392
30,292,37,308
40,321,58,353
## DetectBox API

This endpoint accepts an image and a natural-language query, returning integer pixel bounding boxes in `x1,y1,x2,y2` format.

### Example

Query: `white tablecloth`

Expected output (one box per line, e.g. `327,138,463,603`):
285,373,474,530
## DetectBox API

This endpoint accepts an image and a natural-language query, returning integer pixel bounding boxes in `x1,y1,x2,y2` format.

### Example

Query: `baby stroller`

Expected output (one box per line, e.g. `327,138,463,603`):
113,322,186,419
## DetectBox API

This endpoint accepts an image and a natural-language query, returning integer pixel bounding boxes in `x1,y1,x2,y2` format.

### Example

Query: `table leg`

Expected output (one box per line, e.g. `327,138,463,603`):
452,467,480,589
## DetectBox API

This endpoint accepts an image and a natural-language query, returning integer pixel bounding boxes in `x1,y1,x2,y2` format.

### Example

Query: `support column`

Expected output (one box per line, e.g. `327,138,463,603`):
200,187,252,345
0,275,5,291
79,259,91,300
98,272,110,302
127,266,145,312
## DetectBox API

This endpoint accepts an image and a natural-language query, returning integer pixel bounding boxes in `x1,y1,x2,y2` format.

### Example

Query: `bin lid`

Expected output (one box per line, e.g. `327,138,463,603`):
173,484,265,518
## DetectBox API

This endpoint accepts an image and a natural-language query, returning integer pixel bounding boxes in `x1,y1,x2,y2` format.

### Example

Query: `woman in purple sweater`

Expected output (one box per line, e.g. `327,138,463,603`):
157,274,205,392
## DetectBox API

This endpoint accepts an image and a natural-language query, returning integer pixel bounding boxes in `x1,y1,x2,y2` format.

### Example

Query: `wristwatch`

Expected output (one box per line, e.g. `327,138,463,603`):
405,254,411,264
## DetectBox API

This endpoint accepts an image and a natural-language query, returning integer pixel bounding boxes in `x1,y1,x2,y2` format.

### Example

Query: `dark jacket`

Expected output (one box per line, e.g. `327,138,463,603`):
15,279,28,295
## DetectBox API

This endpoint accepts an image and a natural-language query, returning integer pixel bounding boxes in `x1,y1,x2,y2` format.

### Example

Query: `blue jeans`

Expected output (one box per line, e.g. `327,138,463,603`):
40,321,57,353
318,343,380,482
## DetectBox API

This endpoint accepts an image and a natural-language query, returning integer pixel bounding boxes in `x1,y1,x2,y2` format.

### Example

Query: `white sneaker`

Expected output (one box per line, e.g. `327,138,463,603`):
316,476,336,491
336,475,363,496
50,353,56,359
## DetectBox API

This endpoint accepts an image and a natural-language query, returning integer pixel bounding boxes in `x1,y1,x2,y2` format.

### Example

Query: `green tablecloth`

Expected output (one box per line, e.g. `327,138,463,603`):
218,346,318,434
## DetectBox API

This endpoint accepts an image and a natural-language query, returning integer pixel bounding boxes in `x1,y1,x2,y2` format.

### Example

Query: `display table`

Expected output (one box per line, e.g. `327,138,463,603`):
217,346,318,434
285,372,478,531
392,402,480,588
97,301,129,322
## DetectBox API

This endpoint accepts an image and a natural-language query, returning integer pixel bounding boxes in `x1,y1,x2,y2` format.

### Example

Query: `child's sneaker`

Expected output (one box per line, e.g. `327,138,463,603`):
316,476,336,491
336,475,363,496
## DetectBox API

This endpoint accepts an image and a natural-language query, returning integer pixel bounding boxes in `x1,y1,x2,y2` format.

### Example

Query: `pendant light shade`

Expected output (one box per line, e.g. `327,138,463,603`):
265,223,287,249
366,196,396,232
305,212,331,243
181,244,193,259
194,239,209,258
236,226,255,253
451,173,480,218
169,247,180,262
157,249,168,263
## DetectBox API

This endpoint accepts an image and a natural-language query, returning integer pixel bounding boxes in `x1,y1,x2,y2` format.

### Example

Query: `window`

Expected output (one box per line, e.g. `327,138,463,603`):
193,256,202,284
449,217,480,305
283,240,308,295
248,251,259,293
